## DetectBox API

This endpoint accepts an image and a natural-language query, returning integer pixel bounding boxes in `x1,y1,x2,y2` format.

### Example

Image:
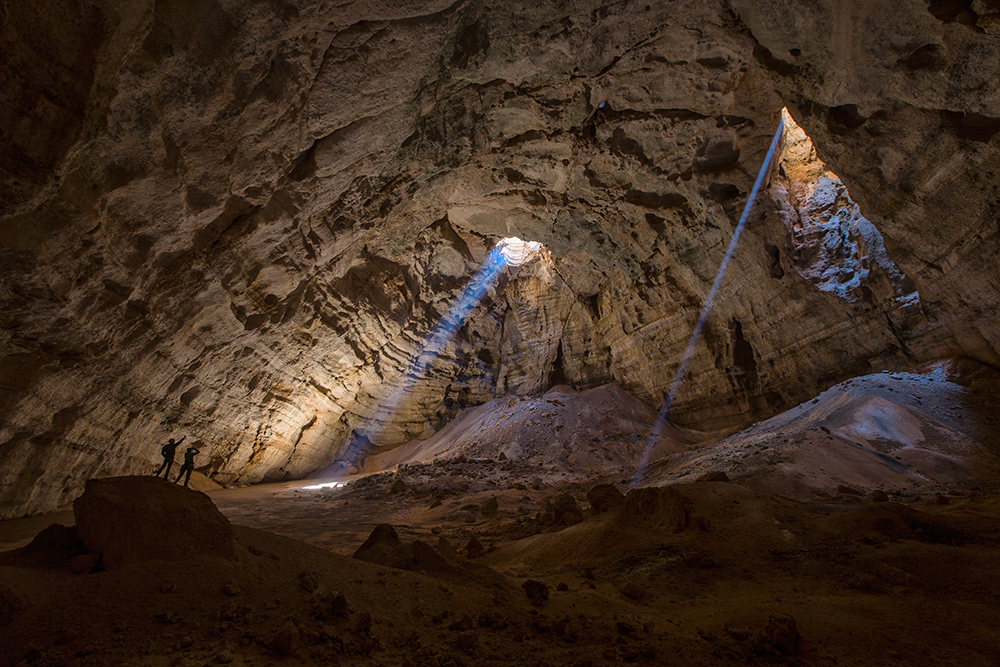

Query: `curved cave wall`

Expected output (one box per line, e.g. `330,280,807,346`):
1,0,998,518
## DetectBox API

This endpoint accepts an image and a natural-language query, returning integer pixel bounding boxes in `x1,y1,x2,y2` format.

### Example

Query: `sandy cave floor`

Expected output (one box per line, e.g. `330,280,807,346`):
2,363,1000,667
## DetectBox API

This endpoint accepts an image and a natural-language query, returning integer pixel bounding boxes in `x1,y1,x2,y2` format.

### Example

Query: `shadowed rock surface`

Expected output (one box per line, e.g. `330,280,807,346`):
0,0,998,528
73,476,234,568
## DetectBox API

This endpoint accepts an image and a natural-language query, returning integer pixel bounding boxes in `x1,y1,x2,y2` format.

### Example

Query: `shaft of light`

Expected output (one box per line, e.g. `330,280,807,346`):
630,116,785,489
350,247,507,453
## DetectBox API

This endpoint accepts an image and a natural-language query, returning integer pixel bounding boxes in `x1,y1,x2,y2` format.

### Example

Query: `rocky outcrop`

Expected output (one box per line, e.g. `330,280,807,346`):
1,0,999,517
72,476,235,567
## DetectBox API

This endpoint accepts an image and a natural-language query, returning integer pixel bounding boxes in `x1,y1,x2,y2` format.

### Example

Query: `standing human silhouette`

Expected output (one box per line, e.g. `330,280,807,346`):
155,436,185,479
174,446,200,488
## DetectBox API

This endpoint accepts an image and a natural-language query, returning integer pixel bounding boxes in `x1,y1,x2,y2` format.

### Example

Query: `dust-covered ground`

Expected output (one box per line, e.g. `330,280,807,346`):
2,360,1000,667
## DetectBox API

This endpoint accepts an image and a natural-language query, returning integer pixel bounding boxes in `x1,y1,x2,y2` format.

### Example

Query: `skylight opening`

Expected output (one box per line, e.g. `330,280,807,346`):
497,236,542,267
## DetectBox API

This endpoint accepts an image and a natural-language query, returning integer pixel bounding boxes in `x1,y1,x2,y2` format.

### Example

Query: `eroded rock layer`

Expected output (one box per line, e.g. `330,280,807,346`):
1,0,998,517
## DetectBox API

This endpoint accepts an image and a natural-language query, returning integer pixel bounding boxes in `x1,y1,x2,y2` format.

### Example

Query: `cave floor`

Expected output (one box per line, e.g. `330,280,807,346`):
2,473,999,667
3,366,1000,666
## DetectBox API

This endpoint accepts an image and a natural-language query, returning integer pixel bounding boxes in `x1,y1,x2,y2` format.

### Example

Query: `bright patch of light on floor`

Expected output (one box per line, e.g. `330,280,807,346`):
497,236,542,267
302,481,345,490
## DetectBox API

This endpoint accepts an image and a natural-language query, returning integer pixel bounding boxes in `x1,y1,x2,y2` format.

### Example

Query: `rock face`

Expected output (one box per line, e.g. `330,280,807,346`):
73,476,235,568
1,0,999,517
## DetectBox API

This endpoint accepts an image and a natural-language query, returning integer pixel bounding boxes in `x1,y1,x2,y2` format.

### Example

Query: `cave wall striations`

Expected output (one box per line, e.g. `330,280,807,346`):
0,0,997,517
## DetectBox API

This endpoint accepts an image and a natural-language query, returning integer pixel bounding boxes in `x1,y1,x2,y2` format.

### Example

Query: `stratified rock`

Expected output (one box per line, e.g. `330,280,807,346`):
72,476,234,569
587,484,625,514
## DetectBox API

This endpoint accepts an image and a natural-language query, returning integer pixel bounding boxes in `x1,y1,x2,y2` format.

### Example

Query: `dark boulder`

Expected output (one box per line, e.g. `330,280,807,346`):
587,484,625,514
553,493,583,525
73,476,234,569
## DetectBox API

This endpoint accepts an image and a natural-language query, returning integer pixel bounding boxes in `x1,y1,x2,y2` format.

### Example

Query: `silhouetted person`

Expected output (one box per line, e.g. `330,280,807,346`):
175,446,200,487
155,436,185,478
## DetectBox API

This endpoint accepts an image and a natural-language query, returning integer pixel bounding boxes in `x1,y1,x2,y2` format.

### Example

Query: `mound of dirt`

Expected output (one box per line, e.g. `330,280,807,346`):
646,361,1000,498
73,476,234,568
326,382,710,479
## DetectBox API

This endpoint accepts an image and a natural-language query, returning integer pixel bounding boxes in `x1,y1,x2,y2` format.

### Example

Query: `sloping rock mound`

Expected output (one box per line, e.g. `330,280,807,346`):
73,476,234,568
352,523,451,572
621,486,690,532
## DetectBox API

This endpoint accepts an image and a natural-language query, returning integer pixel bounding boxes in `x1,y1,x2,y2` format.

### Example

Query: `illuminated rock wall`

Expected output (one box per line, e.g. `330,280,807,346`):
1,0,998,517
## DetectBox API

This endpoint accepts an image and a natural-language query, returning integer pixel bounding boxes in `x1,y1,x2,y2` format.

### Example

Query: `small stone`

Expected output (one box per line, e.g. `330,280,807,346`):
330,592,349,616
298,572,319,593
481,496,499,516
355,611,372,634
431,526,443,534
557,582,569,591
390,479,407,494
695,471,730,483
457,631,478,651
465,536,484,558
214,649,235,664
522,579,549,604
273,620,300,655
620,582,645,600
430,499,443,509
871,489,890,502
763,613,797,654
222,581,242,596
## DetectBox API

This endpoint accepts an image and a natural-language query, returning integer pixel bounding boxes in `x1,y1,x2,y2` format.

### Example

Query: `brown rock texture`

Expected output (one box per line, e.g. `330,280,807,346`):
0,0,998,518
72,476,235,568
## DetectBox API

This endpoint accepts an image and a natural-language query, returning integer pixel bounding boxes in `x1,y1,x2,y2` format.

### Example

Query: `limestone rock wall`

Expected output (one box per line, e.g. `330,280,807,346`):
1,0,998,517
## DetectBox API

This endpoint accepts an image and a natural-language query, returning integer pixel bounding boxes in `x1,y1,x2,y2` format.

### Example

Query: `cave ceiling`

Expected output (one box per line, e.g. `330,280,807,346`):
1,0,998,518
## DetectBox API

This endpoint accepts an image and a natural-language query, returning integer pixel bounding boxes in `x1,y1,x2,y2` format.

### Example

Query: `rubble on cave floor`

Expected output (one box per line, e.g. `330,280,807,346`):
3,360,1000,666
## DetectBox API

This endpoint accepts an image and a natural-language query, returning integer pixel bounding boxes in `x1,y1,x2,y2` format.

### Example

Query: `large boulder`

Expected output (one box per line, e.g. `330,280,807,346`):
587,484,625,514
73,476,234,568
